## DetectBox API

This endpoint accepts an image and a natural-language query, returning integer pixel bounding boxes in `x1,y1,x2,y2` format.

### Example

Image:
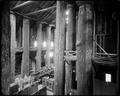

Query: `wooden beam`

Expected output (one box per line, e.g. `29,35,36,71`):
10,11,37,21
54,1,66,95
36,23,42,72
26,6,56,15
50,19,56,24
95,41,113,61
95,42,108,55
11,1,33,10
96,53,117,56
10,13,17,83
46,26,52,67
92,11,96,96
14,0,22,7
93,11,96,58
49,24,55,27
65,3,76,95
21,18,30,77
11,11,49,25
117,19,119,95
37,10,51,21
8,14,47,25
98,13,102,54
41,8,55,22
76,4,93,95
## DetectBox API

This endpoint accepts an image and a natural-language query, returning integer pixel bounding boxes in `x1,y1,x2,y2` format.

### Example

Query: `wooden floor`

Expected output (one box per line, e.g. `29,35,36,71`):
47,90,53,95
93,79,116,95
41,79,116,95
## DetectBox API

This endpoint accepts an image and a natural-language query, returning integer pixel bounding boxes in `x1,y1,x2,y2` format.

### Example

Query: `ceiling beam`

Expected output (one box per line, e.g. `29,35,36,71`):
40,8,55,21
26,5,56,15
51,18,56,23
10,10,37,21
10,11,49,24
11,1,33,10
14,0,22,7
48,19,56,26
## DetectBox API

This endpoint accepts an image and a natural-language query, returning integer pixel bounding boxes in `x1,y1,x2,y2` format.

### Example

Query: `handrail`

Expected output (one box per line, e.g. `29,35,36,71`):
95,41,114,61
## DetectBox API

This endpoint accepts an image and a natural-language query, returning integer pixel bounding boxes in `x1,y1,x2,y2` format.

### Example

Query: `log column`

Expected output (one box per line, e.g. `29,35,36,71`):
54,1,66,95
10,13,17,83
65,3,76,95
117,19,119,95
1,1,11,94
21,18,30,77
36,23,42,71
46,25,51,67
76,4,93,95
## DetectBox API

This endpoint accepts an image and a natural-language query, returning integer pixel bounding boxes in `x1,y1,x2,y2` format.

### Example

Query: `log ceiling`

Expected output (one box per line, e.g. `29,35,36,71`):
10,0,119,24
10,0,56,24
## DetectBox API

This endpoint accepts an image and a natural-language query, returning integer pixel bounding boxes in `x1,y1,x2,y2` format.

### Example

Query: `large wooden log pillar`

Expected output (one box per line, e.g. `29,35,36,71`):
1,1,11,94
46,25,51,67
21,18,30,77
76,4,93,95
54,1,66,95
10,13,17,83
117,19,119,95
65,3,76,95
36,23,42,71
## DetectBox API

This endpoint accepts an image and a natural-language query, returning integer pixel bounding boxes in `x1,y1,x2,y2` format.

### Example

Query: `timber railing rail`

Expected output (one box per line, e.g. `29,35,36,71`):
64,50,77,62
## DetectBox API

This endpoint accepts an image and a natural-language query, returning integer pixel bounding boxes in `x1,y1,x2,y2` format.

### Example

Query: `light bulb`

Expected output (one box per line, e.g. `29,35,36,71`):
49,52,53,57
66,17,69,24
51,42,54,47
65,10,69,15
43,41,46,48
34,41,37,47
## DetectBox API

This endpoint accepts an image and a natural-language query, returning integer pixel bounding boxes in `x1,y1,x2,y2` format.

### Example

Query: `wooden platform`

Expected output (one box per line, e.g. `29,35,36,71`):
92,56,117,66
